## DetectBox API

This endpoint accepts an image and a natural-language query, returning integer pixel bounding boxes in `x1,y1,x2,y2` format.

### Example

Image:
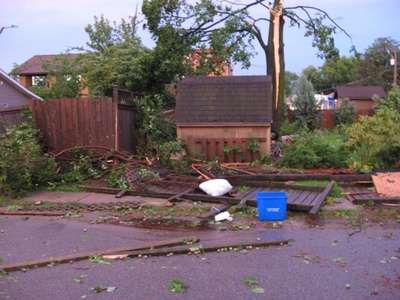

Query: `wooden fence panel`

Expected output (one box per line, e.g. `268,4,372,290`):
30,97,136,153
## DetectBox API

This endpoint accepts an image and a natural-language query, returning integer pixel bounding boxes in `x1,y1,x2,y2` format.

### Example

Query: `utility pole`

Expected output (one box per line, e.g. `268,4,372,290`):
388,46,398,87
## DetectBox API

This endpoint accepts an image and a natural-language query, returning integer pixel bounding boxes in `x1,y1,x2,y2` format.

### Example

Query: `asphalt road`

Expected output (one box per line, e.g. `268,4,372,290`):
0,216,399,300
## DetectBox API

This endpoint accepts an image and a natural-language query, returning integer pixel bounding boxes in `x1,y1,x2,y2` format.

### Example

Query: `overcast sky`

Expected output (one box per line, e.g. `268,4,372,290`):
0,0,399,75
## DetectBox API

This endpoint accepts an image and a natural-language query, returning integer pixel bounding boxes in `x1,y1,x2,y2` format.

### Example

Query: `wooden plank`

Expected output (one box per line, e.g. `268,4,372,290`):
226,174,371,182
0,237,197,273
310,181,335,215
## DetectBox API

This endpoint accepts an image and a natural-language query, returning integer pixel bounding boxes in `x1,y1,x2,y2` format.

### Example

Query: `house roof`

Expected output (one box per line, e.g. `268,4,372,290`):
0,68,42,100
336,85,386,100
15,54,80,75
175,76,272,124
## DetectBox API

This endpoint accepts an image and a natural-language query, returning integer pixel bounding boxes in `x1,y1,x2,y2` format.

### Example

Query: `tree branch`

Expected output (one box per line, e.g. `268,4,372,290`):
284,5,351,40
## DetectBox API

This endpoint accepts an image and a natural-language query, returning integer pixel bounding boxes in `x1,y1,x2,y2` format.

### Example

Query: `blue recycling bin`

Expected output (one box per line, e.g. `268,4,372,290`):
256,191,287,221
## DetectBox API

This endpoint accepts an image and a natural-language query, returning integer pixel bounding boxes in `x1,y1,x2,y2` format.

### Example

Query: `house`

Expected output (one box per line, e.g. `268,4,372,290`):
335,85,386,115
14,54,89,96
175,76,272,162
0,68,42,134
189,49,233,76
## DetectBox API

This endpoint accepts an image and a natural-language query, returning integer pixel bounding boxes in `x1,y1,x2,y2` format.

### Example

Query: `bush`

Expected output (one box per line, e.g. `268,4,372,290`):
281,130,348,169
0,123,57,197
335,98,356,125
292,76,321,130
346,106,400,171
107,165,130,190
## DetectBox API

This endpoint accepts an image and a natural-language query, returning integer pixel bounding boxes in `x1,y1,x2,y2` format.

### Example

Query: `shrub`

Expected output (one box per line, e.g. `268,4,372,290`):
0,123,57,197
280,119,302,135
60,151,101,184
335,98,356,125
292,76,321,130
346,106,400,171
281,130,348,169
107,165,130,190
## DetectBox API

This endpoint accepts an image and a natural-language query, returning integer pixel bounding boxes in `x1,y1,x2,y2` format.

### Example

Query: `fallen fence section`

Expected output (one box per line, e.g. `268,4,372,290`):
347,192,400,205
81,183,332,214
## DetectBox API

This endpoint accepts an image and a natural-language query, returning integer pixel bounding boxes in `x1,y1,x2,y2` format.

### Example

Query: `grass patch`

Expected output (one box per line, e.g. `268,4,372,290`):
168,279,187,293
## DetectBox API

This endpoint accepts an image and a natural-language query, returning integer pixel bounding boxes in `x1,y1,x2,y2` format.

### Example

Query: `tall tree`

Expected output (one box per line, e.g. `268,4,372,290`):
358,37,399,90
303,55,360,92
142,0,350,131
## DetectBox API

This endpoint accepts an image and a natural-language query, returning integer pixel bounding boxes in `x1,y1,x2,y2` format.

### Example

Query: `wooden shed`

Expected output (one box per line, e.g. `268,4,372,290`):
176,76,272,162
335,85,386,116
0,68,42,135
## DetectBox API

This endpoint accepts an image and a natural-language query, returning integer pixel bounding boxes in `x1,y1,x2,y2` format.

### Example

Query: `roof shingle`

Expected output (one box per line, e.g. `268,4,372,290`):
336,85,386,100
176,76,272,124
15,54,80,75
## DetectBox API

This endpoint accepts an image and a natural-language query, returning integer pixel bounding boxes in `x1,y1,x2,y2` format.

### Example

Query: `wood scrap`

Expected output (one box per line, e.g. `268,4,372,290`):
0,211,65,217
309,180,335,215
191,163,214,180
220,164,256,175
0,236,198,273
166,188,196,203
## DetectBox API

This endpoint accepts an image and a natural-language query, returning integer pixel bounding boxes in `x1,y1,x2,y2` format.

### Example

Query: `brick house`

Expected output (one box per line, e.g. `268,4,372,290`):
175,76,272,162
14,54,89,97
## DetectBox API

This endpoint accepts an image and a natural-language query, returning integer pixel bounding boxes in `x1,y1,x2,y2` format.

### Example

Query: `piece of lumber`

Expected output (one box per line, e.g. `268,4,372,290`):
166,188,196,203
115,190,128,198
352,197,400,205
309,180,335,215
221,164,256,175
225,173,371,182
120,238,291,258
0,236,198,273
0,211,65,217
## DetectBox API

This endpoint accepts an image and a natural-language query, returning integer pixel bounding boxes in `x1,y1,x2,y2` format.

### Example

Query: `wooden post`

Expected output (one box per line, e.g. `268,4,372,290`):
112,86,119,151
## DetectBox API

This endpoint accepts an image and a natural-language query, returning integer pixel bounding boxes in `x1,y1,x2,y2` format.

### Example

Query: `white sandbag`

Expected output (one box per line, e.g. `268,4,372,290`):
199,179,233,197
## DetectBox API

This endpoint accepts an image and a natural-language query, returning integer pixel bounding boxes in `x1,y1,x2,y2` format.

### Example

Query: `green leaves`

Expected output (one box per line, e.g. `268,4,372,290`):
243,276,265,294
168,278,188,293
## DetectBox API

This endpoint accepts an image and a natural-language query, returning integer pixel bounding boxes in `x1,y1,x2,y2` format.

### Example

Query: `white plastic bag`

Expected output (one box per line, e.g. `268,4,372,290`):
199,179,233,197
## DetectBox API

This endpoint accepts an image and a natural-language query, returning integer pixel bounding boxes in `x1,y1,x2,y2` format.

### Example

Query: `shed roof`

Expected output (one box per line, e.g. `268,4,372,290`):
0,68,42,101
336,85,386,100
175,76,272,124
15,54,80,75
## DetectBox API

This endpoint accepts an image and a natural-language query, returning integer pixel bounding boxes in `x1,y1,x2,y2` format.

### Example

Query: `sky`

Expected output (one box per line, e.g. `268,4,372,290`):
0,0,399,75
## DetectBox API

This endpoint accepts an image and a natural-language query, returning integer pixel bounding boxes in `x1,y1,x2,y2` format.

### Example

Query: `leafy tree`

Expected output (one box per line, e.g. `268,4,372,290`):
358,37,400,90
292,75,320,129
142,0,350,131
303,56,360,92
